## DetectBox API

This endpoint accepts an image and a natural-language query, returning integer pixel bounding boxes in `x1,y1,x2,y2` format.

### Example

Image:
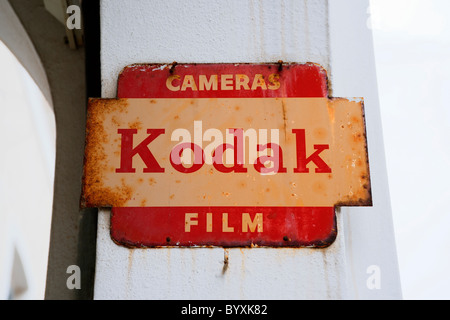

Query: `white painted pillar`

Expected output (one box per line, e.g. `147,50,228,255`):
94,0,401,300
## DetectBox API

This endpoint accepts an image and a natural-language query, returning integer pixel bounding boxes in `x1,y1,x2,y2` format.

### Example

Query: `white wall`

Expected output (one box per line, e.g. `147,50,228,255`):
95,0,401,300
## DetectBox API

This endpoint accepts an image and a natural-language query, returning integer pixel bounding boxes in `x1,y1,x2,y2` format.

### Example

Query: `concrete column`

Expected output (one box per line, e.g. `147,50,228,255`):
94,0,401,300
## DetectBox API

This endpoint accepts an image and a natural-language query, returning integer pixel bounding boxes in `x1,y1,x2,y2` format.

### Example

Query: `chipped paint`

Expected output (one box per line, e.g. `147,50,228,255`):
82,97,371,209
81,98,135,208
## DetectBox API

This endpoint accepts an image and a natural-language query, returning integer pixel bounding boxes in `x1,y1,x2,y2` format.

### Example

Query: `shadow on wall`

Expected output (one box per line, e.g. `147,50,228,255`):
0,40,56,300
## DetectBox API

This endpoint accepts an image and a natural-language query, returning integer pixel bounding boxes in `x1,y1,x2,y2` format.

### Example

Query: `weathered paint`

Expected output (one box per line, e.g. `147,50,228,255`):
110,207,337,248
117,63,328,98
82,63,371,248
82,97,371,209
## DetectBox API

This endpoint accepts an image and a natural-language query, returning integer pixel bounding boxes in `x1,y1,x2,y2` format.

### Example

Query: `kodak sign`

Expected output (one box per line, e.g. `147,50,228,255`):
81,63,372,248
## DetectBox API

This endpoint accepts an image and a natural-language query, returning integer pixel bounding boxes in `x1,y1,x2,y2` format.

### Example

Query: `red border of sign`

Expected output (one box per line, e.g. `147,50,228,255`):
118,62,329,98
111,207,336,248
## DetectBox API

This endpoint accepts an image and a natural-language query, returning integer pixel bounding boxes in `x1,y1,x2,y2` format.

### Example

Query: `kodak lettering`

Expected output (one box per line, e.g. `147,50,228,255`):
115,124,331,175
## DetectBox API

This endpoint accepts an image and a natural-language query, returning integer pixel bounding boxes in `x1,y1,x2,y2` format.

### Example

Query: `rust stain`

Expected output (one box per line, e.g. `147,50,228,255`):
335,194,372,207
111,116,122,127
127,249,134,279
82,97,372,210
330,98,372,208
82,179,133,208
355,100,372,207
313,182,327,194
352,132,363,143
128,120,143,130
351,115,361,124
327,99,336,123
281,99,288,143
314,127,327,140
222,249,230,274
169,61,178,74
277,60,284,72
81,98,134,208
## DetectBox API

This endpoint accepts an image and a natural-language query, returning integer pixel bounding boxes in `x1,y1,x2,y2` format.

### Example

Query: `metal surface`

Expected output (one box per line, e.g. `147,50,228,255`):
81,63,372,248
111,207,336,248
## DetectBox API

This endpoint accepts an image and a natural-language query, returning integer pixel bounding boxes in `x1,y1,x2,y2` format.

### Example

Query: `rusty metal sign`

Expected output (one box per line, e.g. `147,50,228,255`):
81,63,371,248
